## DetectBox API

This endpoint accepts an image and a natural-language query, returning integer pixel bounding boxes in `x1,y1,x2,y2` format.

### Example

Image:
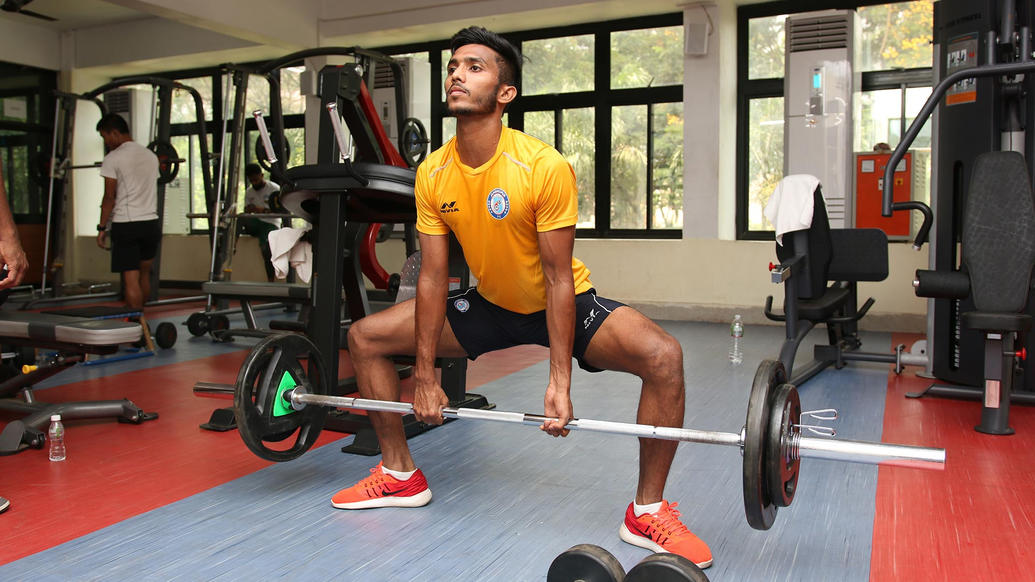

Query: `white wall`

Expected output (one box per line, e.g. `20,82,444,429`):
0,17,60,70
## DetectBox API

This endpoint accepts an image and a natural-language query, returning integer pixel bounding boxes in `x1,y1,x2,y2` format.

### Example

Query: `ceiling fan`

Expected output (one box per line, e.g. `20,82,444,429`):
0,0,57,22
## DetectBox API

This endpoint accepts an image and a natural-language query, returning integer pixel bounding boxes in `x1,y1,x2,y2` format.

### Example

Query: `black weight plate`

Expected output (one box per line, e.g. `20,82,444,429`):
400,117,429,168
186,312,209,336
547,544,625,582
625,553,710,582
154,322,177,349
743,359,785,531
233,333,329,462
766,383,801,508
147,140,180,185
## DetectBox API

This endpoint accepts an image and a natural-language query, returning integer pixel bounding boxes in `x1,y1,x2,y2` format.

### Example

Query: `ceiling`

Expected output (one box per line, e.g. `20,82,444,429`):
0,0,145,30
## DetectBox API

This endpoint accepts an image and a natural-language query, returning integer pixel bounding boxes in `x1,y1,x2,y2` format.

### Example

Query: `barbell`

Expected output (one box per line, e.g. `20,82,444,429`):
37,140,183,185
232,333,946,531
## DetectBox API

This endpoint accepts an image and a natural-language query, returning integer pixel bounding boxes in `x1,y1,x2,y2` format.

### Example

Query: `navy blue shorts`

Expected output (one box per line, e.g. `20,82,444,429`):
110,219,161,273
445,288,626,372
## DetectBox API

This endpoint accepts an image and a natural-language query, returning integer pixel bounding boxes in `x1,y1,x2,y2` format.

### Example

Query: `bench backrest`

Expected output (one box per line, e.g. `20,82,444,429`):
963,151,1035,313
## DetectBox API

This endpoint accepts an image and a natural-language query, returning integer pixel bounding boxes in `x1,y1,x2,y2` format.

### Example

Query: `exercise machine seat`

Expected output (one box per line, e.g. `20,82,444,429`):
765,179,890,385
962,311,1032,333
281,162,416,224
775,187,888,323
0,311,140,346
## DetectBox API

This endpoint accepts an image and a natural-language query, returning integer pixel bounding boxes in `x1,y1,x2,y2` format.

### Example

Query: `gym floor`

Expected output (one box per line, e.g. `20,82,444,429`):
0,304,1032,581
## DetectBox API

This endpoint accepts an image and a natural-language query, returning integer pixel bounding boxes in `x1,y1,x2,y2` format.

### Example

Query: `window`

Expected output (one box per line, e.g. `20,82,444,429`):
523,35,595,95
611,26,684,89
0,63,56,225
390,14,685,238
171,76,212,123
736,1,934,239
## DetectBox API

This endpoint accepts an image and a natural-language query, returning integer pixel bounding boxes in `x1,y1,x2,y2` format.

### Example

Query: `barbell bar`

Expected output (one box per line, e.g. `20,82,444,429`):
284,386,945,469
232,333,946,531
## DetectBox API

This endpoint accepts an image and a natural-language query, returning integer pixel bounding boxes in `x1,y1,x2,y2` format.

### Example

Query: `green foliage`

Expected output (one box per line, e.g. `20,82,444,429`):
858,1,934,70
523,35,595,95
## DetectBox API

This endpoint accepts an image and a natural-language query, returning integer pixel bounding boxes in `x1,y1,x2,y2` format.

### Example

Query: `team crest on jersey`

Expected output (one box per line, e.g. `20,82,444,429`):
486,188,510,220
454,298,470,312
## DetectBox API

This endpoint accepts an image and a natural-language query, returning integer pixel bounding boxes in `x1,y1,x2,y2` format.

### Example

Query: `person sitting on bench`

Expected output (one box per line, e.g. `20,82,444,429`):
241,163,281,282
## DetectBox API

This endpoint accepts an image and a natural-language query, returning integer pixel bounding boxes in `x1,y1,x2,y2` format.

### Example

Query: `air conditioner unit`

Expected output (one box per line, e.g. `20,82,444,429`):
783,9,858,228
369,57,431,153
102,88,153,143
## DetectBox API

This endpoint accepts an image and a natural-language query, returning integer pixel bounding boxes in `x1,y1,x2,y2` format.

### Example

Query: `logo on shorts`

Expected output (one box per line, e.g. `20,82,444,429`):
583,309,598,330
454,298,470,313
486,188,510,220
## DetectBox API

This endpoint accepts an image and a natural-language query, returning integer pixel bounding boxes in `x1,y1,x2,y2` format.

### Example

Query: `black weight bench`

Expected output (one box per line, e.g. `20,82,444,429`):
0,311,158,455
194,281,311,341
764,183,923,385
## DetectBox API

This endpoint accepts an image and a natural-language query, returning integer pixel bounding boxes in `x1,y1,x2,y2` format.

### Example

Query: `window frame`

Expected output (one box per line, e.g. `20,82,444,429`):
735,0,934,240
380,13,686,239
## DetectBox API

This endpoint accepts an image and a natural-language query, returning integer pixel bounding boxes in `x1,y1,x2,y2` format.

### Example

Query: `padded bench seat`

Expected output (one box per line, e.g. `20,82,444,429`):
0,312,141,345
202,281,310,301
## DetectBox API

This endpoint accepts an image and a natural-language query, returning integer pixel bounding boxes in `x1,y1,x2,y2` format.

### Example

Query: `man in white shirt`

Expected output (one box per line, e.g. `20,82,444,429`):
241,163,280,282
95,113,160,309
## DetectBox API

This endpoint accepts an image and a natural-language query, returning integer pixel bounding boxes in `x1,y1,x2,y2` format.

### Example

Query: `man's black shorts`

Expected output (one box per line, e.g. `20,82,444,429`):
109,219,161,273
445,287,626,372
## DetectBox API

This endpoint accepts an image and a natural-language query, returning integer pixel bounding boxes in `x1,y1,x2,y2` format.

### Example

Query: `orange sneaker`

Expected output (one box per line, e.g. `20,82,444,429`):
331,463,432,509
619,501,713,568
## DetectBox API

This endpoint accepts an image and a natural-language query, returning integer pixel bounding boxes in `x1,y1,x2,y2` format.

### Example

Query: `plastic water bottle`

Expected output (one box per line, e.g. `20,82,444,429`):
729,314,744,365
48,414,65,462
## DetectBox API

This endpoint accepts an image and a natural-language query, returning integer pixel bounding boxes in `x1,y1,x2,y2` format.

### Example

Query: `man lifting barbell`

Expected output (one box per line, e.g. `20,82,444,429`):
95,113,161,310
337,26,713,568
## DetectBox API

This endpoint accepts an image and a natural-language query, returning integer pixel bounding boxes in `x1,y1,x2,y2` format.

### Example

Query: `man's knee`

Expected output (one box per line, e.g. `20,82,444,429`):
640,331,684,387
347,313,393,357
346,318,372,355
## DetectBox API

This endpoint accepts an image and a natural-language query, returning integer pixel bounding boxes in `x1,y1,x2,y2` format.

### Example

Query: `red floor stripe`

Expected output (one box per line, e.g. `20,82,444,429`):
870,333,1035,581
0,344,548,565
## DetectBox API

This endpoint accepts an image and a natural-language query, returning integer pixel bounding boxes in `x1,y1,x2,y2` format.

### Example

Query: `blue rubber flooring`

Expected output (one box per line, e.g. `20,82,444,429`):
0,321,894,581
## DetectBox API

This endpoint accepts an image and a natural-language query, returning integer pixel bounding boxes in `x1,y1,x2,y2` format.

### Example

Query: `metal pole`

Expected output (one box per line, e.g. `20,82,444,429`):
289,392,946,469
207,72,234,308
40,97,61,296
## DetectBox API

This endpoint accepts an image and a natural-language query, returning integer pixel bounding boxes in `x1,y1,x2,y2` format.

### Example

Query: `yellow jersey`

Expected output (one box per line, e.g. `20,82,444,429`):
415,127,593,314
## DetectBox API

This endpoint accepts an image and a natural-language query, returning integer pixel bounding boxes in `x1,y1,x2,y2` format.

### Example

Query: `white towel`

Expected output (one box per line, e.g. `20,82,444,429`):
268,227,313,283
764,174,820,245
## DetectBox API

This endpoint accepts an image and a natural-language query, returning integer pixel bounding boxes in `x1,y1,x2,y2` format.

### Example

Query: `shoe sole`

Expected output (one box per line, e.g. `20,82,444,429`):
618,524,713,569
331,488,432,510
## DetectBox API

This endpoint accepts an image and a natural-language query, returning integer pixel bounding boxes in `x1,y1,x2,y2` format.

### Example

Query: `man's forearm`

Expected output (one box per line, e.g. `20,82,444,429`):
544,280,575,391
98,194,115,227
414,276,449,383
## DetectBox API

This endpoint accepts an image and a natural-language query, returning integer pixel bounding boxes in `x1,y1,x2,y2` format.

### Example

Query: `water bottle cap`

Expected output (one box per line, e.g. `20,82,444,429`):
50,414,61,421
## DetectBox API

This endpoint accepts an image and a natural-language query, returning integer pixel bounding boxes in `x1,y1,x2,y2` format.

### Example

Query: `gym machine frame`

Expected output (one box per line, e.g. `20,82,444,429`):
882,18,1035,433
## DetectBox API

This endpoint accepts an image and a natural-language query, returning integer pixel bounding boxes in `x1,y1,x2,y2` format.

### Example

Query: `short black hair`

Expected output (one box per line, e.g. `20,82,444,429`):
450,26,522,89
245,163,262,177
96,113,130,135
